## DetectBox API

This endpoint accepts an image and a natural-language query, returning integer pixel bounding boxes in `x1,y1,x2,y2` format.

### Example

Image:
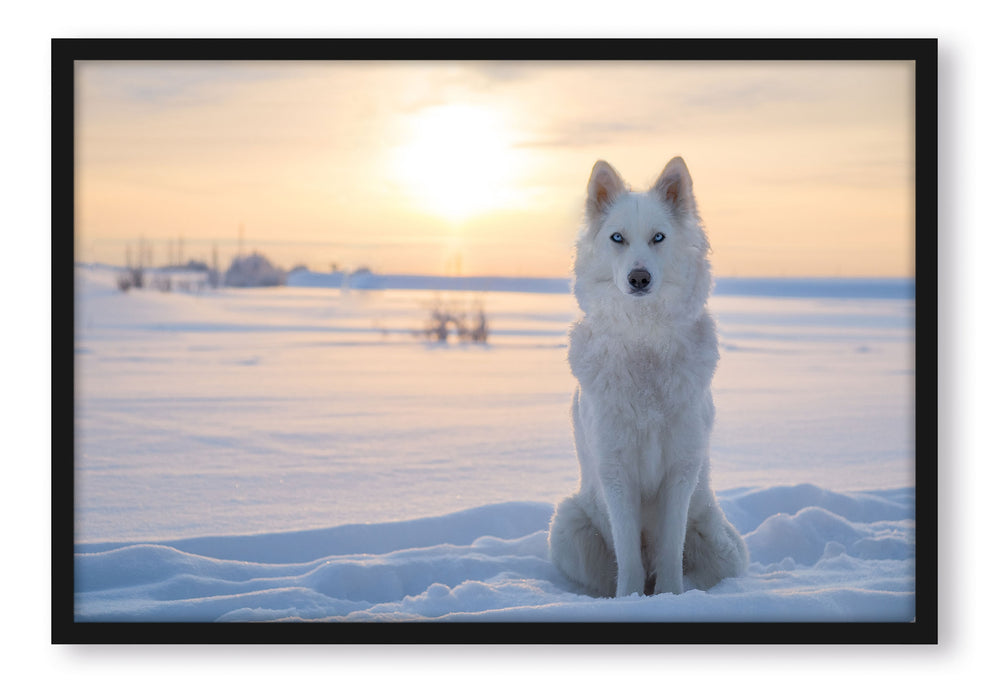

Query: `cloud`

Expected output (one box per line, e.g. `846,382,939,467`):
678,76,817,111
467,61,532,85
513,119,655,149
78,62,287,112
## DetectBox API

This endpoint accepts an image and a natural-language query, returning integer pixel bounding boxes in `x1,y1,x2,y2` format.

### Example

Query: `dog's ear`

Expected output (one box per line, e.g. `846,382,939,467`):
586,160,626,222
652,157,696,217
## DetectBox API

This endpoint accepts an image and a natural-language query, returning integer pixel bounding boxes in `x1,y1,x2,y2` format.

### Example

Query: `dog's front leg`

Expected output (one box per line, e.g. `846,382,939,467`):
654,472,697,594
598,469,646,598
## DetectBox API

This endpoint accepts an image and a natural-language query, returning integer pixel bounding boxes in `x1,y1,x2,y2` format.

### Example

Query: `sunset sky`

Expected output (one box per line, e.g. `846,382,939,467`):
74,60,915,278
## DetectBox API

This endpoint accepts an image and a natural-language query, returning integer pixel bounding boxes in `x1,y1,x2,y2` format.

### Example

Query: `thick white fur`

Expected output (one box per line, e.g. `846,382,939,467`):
548,157,748,597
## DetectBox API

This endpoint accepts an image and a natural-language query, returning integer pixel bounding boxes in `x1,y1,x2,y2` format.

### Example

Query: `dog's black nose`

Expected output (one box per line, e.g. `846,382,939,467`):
628,268,652,292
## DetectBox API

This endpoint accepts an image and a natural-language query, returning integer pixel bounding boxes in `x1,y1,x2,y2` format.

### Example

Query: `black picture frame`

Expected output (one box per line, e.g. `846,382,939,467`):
53,37,937,645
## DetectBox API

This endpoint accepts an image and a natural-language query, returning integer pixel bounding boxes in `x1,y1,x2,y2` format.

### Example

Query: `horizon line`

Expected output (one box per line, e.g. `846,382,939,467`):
74,260,915,282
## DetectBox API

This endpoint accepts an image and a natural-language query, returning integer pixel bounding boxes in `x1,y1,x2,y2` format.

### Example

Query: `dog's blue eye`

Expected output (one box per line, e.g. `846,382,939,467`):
652,232,666,244
610,232,624,244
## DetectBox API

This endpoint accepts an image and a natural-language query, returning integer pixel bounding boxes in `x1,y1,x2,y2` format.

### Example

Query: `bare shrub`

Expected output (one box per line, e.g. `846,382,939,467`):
421,296,489,344
463,305,488,343
117,267,144,292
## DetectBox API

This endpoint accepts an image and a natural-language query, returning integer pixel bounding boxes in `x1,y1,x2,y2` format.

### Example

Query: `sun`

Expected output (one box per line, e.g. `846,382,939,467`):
390,103,524,222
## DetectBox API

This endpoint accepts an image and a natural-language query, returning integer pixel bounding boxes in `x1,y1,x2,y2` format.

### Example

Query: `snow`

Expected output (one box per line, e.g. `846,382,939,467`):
75,490,914,623
71,264,917,626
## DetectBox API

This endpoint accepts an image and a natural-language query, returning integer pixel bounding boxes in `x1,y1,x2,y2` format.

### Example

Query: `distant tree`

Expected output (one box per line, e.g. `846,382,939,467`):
209,244,221,289
119,239,147,291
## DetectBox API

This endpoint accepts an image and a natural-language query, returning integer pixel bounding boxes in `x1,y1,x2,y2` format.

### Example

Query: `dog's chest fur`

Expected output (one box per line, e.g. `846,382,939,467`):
568,308,717,495
568,309,717,413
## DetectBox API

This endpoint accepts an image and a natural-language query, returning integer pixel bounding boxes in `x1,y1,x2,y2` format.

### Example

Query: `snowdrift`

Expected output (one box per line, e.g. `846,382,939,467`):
75,484,914,623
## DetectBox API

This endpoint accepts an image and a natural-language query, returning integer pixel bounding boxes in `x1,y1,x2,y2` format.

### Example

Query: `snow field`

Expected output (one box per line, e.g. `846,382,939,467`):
71,265,916,623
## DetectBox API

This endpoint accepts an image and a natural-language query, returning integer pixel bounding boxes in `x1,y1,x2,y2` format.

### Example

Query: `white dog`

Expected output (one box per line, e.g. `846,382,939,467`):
548,157,748,598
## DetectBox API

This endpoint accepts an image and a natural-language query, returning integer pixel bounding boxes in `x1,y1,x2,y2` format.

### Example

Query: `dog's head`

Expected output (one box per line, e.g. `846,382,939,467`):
573,157,712,317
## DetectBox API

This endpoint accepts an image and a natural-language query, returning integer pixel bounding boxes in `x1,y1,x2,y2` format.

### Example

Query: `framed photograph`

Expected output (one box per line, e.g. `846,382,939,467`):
54,38,935,644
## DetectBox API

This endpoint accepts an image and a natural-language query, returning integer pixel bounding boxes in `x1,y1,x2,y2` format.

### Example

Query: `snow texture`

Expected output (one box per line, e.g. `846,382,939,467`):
72,264,916,623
